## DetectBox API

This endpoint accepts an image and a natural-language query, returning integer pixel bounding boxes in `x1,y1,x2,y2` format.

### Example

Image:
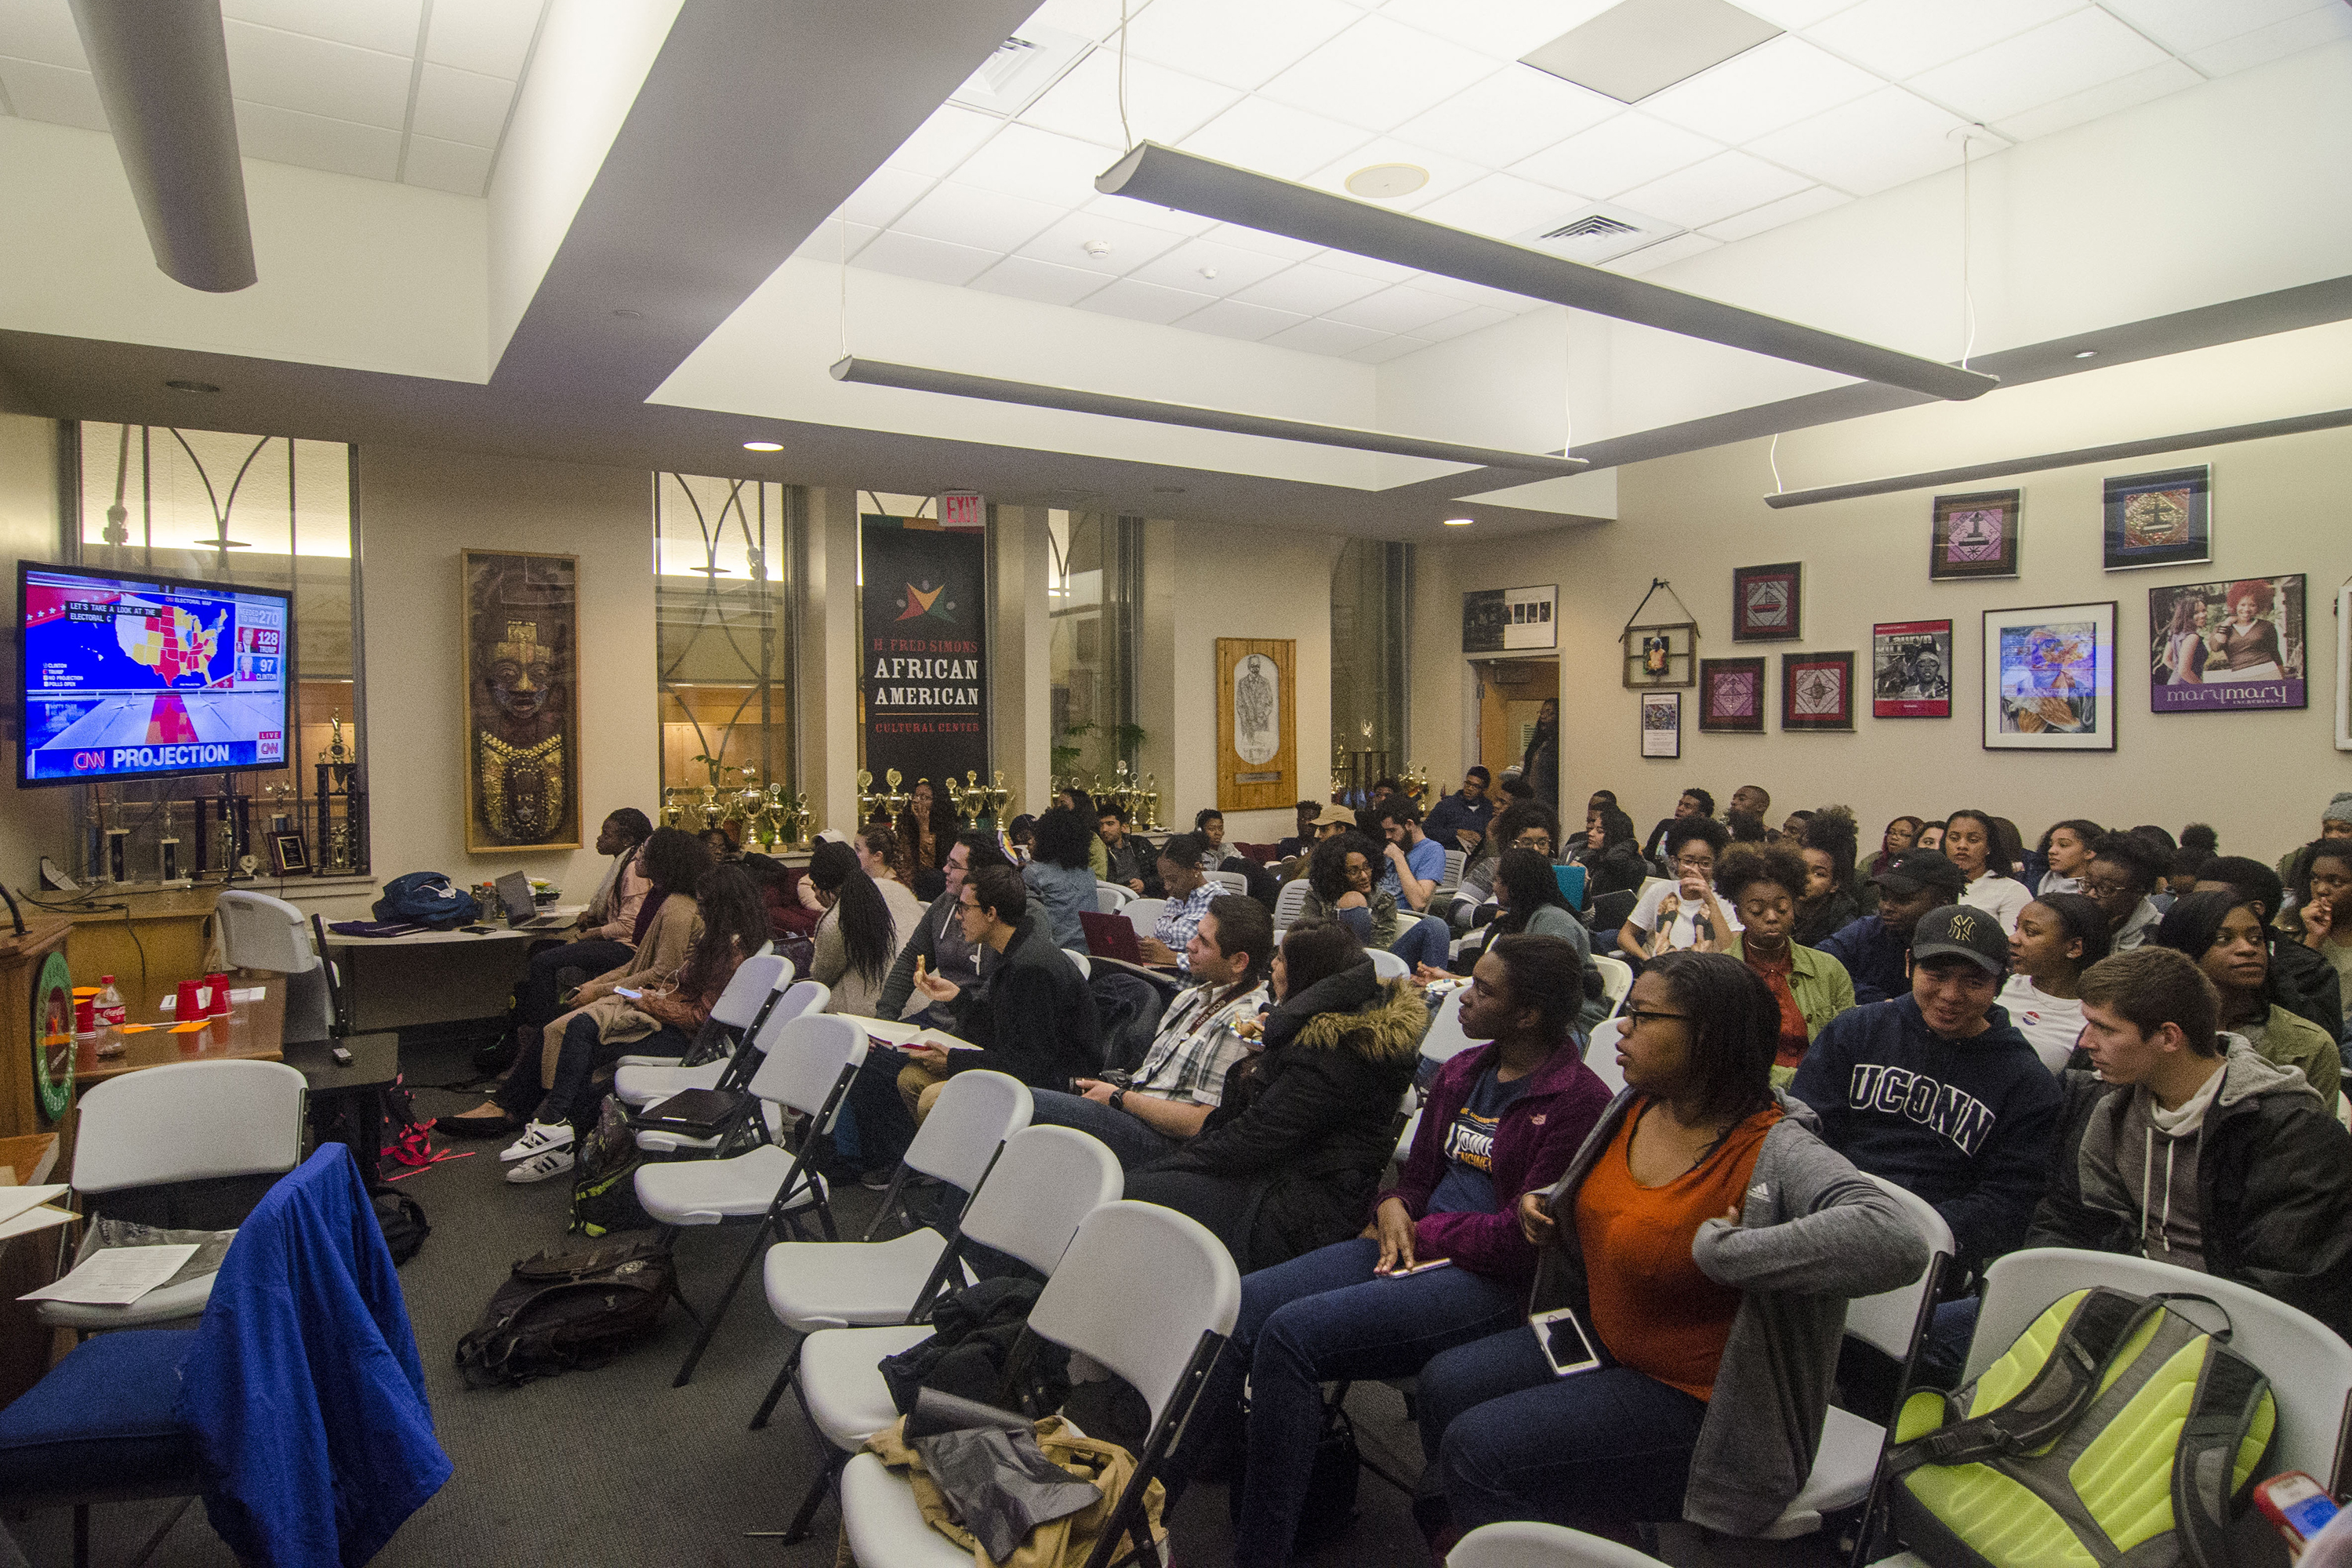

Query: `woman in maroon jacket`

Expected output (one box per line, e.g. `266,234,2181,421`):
1179,934,1614,1567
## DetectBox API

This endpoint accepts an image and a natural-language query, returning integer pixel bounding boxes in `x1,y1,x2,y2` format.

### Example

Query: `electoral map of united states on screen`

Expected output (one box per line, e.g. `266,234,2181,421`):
21,570,287,781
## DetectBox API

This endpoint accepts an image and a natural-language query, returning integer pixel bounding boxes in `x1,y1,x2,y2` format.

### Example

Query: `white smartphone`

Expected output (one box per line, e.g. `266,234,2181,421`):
1530,1306,1603,1377
1381,1258,1454,1278
615,986,642,1000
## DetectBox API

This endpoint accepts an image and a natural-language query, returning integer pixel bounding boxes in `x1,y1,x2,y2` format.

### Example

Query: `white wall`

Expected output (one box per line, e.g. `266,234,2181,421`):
0,414,71,884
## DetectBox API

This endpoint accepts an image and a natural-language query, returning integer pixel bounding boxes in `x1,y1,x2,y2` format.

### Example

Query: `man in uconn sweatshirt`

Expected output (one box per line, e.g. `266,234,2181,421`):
1791,905,2063,1280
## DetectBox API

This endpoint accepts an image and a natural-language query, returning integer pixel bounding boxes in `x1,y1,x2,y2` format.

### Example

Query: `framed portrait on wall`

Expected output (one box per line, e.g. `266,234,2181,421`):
1929,490,2020,580
1983,601,2117,751
1698,658,1766,733
1872,620,1953,718
1780,652,1854,731
1639,691,1680,758
1619,621,1696,688
462,550,581,852
2103,466,2211,570
1216,637,1296,811
2147,575,2306,713
1732,562,1802,641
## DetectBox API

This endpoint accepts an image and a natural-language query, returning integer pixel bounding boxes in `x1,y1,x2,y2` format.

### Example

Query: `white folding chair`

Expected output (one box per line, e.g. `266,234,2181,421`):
1123,898,1167,943
1273,880,1311,932
1584,1018,1628,1097
216,889,335,1045
627,975,829,1158
615,962,810,1078
1205,869,1248,896
1450,1521,1665,1566
1094,882,1134,913
1438,848,1466,900
1065,949,1091,980
42,1059,308,1330
779,1126,1122,1543
838,1201,1240,1568
1592,953,1634,1019
637,1012,869,1385
1369,947,1410,981
1419,988,1480,1071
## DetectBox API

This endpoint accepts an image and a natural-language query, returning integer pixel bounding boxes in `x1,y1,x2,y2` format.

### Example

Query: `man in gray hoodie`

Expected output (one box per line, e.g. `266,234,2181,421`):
2028,946,2352,1340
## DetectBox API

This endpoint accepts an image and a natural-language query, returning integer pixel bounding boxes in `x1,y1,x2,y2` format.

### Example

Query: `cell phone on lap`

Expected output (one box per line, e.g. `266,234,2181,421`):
1530,1306,1602,1377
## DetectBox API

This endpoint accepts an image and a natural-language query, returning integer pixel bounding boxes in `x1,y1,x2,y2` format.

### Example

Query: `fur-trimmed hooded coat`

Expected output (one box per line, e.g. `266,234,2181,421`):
1138,960,1425,1271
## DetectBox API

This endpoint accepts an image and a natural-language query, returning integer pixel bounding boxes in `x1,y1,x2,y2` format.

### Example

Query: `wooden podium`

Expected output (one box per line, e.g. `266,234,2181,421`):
0,916,75,1142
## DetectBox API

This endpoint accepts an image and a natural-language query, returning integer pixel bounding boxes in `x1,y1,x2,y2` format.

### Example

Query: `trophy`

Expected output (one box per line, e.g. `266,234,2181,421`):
263,780,296,836
956,770,985,829
855,769,880,825
880,768,911,826
986,770,1011,826
158,799,182,884
1141,773,1163,832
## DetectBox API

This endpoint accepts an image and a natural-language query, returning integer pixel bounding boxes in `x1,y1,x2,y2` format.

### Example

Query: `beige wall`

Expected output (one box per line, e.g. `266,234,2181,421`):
1414,325,2352,864
0,413,70,883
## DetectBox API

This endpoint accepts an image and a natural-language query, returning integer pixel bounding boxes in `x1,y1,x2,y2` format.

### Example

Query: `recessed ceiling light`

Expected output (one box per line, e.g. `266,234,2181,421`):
1521,0,1781,104
1345,163,1429,200
164,379,220,394
1443,516,1474,527
612,308,644,319
742,441,783,452
2074,350,2097,359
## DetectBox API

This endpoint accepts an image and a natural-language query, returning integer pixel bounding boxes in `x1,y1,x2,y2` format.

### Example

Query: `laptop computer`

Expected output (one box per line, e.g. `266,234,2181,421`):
494,870,570,931
1080,909,1144,964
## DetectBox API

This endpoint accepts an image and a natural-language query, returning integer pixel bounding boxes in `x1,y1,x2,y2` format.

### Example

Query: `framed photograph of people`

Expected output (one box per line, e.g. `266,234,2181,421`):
2147,575,2306,713
1780,652,1854,731
1929,490,2020,580
1983,601,2117,751
1698,657,1767,733
1639,691,1681,758
1872,620,1954,718
2103,466,2211,570
1732,562,1802,641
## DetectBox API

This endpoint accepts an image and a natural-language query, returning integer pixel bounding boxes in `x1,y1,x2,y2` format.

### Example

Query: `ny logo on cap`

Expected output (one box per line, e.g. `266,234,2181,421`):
1947,911,1979,942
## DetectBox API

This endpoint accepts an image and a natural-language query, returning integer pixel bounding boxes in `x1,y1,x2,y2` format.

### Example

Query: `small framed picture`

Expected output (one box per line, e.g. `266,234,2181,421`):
1872,620,1953,719
1619,621,1697,688
1639,691,1681,758
269,832,310,876
1984,601,2118,750
2103,466,2210,570
1781,652,1855,731
2148,575,2306,713
1930,490,2020,580
1698,658,1767,733
1732,562,1802,642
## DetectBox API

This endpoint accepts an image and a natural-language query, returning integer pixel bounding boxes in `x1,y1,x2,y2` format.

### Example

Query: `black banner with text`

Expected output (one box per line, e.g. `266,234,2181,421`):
860,516,989,787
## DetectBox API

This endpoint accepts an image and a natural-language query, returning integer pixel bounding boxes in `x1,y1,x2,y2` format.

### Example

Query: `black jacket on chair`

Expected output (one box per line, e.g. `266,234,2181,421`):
937,913,1103,1090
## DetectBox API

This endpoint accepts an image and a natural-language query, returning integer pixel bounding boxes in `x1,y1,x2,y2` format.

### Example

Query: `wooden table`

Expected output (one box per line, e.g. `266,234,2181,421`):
0,1133,62,1409
74,982,285,1085
60,887,221,1017
321,907,583,1032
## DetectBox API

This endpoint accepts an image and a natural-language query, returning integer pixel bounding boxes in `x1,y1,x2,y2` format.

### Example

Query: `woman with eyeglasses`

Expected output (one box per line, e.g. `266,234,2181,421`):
1619,817,1737,964
1412,951,1928,1550
1450,800,1561,933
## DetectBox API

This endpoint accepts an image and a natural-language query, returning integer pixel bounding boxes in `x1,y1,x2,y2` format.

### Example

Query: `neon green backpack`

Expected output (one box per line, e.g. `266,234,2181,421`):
1882,1286,2275,1568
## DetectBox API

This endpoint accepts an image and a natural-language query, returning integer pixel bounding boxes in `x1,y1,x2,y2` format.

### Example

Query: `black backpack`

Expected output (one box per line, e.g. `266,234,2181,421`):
368,1187,429,1265
454,1239,674,1387
372,872,480,931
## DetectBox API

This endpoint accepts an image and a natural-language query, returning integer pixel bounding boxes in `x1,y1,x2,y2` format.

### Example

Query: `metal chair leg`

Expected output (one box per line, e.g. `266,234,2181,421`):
743,1449,846,1544
749,1339,804,1431
859,1165,911,1241
126,1497,194,1568
672,1219,770,1387
73,1504,89,1568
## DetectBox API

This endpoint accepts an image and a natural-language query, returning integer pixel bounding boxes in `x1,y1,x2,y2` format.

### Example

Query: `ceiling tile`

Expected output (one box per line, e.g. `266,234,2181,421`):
225,0,423,58
1377,0,1624,61
0,0,86,70
793,216,880,262
1124,0,1361,90
1176,297,1307,340
893,181,1065,252
1639,35,1882,143
1325,282,1472,332
412,62,513,148
423,0,541,78
2189,4,2352,74
1804,0,2082,82
884,105,1001,179
1304,135,1486,210
1697,180,1849,239
1019,0,1152,45
1125,234,1298,293
1604,230,1721,273
836,165,935,229
967,254,1114,305
2098,0,2326,55
223,19,410,129
401,132,493,196
1611,149,1810,228
1012,208,1191,274
1258,13,1504,132
853,230,1001,288
1201,222,1327,261
1087,191,1219,238
1230,260,1387,313
1991,57,2199,140
1178,96,1372,179
1734,0,1864,21
1747,85,1973,195
946,121,1123,207
1347,334,1435,363
0,55,103,129
1508,112,1719,199
1413,303,1515,342
1906,9,2170,125
1017,49,1238,150
1410,171,1589,238
231,99,399,180
1392,64,1620,169
1262,317,1389,355
1073,276,1218,323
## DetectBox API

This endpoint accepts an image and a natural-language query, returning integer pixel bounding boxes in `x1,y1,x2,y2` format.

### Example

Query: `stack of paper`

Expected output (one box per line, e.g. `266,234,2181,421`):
0,1185,73,1243
21,1242,200,1305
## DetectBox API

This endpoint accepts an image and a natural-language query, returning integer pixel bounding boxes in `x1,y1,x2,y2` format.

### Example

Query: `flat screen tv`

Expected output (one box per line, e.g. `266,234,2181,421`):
16,562,292,788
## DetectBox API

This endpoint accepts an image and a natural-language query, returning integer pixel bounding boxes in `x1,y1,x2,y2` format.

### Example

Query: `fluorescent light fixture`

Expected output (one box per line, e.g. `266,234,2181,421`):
1762,405,2352,509
2074,350,2097,359
1521,0,1782,104
1097,143,1998,403
1443,516,1475,526
830,357,1589,477
742,440,784,451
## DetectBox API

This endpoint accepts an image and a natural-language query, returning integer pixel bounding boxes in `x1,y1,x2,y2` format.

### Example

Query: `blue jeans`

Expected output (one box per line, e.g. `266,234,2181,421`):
1026,1089,1181,1171
1388,915,1451,971
1420,1327,1708,1534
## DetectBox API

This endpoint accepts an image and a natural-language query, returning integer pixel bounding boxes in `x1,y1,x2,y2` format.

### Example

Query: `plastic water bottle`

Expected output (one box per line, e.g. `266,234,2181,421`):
95,975,127,1030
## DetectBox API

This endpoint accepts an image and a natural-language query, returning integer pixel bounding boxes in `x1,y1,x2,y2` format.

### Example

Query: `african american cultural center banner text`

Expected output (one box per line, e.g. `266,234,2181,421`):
861,514,989,786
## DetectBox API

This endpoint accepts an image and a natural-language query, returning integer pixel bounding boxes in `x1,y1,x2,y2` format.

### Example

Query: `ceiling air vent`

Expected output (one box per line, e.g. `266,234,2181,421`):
950,25,1091,117
1541,215,1640,243
1512,203,1683,266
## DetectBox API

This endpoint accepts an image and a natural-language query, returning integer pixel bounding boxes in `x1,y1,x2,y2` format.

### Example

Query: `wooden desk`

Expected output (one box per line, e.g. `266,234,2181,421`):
321,909,584,1032
0,1133,62,1409
74,982,285,1085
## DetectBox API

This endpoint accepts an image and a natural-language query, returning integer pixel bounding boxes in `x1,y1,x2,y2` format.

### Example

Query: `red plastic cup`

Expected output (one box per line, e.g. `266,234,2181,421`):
74,994,95,1035
206,973,232,1017
176,979,203,1020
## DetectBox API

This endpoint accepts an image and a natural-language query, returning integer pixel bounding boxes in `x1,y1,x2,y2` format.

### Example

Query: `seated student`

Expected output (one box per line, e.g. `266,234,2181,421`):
1578,806,1650,907
2283,840,2352,1039
2274,792,2352,885
896,778,960,884
1135,832,1218,971
1713,844,1855,1074
1004,812,1037,860
873,833,1011,1022
1451,801,1560,931
1422,766,1496,856
1867,815,1923,882
1274,798,1322,860
2154,891,2340,1116
1944,808,2031,935
1054,787,1112,880
1790,905,2063,1280
1029,896,1272,1169
1020,805,1098,953
2198,854,2342,1038
506,809,663,1058
1914,820,1945,855
1619,817,1738,963
1097,803,1152,893
1818,848,1966,1005
1373,798,1454,970
1298,831,1417,960
1722,783,1771,845
1640,786,1715,866
1189,936,1613,1566
1793,808,1864,947
2030,946,2352,1340
1125,921,1423,1272
1416,952,1928,1548
1997,892,2111,1072
2033,818,2103,896
2083,829,2167,951
1195,808,1240,869
804,840,913,1021
1446,848,1609,1036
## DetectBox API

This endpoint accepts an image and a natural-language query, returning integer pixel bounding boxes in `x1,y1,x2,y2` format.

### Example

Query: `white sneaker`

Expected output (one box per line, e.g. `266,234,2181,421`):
501,1120,574,1163
506,1146,575,1185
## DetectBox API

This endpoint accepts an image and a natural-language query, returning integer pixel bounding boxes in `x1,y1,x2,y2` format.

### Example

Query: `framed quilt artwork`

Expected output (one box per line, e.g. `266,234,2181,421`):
1929,490,2020,580
1872,620,1953,718
1781,652,1854,731
1984,601,2117,751
1732,562,1802,642
1639,691,1681,758
1698,658,1766,733
2103,466,2210,570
